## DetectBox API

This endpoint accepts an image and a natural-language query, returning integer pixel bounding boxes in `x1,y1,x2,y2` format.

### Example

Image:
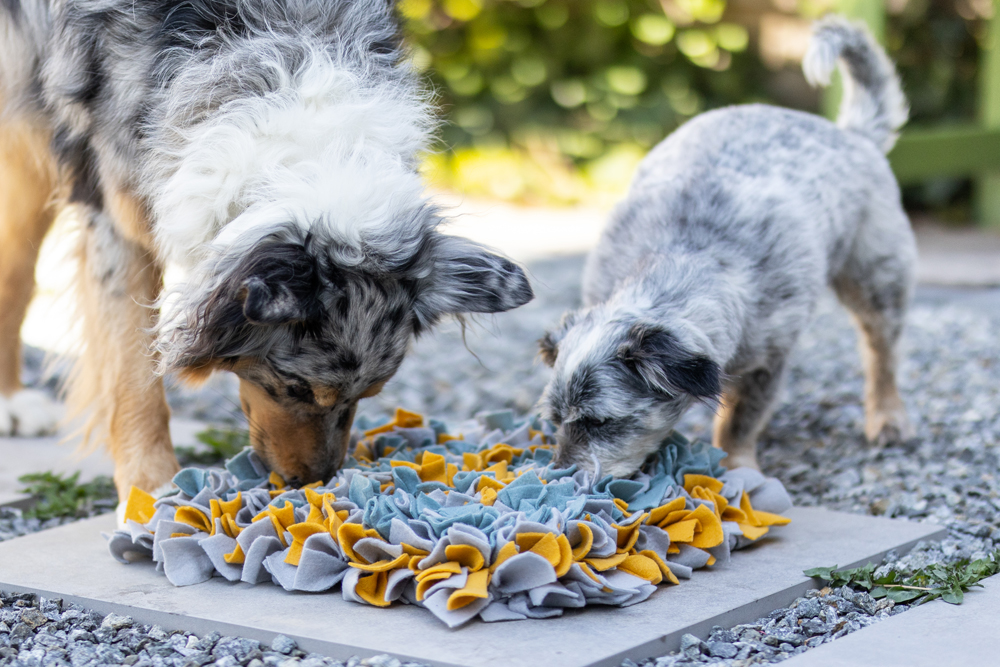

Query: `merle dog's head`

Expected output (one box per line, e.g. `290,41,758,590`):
538,307,721,477
160,225,533,485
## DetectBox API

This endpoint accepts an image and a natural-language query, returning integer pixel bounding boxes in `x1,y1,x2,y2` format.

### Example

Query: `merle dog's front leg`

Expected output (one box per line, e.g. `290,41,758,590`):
72,209,178,502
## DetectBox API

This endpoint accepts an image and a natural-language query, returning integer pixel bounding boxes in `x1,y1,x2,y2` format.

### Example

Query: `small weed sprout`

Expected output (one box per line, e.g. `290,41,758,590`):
17,471,117,521
805,550,1000,606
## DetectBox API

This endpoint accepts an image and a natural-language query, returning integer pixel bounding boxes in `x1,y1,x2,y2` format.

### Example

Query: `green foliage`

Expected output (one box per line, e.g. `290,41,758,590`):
805,550,1000,606
886,2,984,127
403,0,763,202
176,427,249,467
886,1,989,217
17,472,117,521
403,0,991,214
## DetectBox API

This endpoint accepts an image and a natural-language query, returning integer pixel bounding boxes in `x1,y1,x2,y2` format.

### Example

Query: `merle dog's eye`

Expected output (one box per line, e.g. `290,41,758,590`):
286,384,314,403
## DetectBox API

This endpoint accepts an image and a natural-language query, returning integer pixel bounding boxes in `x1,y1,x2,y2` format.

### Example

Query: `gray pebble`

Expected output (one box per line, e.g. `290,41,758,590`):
194,631,222,653
800,617,829,635
181,650,212,666
763,627,805,647
19,608,48,629
361,656,402,667
795,598,822,619
271,635,298,655
707,641,738,659
9,622,32,643
707,626,737,644
678,633,705,659
100,612,134,630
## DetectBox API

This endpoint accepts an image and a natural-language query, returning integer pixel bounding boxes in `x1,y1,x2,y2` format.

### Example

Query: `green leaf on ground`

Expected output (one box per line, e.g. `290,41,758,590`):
886,588,923,603
804,565,838,580
17,471,117,521
805,549,1000,607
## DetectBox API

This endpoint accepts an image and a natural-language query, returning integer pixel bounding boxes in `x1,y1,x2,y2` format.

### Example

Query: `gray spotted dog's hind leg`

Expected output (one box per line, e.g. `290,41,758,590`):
833,204,917,447
712,357,789,471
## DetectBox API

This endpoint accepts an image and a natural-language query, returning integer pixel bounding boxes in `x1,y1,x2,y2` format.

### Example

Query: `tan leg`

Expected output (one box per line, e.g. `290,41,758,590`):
833,255,914,446
713,361,787,470
69,208,178,500
853,308,912,445
833,200,916,446
0,121,59,396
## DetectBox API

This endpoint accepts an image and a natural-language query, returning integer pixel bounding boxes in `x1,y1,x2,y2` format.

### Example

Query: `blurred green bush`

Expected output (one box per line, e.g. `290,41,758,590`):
405,0,762,204
403,0,989,212
883,0,988,219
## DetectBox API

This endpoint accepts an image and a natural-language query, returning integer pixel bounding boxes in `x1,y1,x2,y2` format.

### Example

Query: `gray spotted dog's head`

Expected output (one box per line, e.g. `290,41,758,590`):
539,307,721,477
161,224,533,486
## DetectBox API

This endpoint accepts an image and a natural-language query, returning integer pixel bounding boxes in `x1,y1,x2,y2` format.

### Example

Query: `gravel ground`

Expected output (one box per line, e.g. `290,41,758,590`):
5,254,1000,666
0,590,416,667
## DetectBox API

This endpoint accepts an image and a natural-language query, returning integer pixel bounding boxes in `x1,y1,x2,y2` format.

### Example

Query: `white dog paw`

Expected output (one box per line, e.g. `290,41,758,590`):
2,389,64,437
115,500,128,530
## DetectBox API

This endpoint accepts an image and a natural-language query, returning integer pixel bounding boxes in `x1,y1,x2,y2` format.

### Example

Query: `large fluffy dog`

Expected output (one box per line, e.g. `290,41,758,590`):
0,0,533,499
539,17,916,475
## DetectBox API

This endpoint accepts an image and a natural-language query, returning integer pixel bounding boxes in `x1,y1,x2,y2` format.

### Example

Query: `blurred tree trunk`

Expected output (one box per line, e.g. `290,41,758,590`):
976,0,1000,227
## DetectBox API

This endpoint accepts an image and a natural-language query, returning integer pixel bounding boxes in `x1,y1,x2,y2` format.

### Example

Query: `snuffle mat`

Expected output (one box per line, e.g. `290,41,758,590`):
109,409,792,628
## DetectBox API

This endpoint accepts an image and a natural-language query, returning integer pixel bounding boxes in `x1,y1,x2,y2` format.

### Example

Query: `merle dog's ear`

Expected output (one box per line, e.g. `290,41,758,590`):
617,324,722,399
238,243,321,325
539,310,581,367
241,276,308,324
165,241,322,382
414,233,534,325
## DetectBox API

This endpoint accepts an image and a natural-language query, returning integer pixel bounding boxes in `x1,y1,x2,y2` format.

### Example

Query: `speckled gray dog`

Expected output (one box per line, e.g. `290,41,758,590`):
539,17,916,474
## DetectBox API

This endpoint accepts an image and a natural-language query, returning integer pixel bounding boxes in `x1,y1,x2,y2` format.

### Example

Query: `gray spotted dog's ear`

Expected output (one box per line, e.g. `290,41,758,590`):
414,233,534,326
617,324,722,400
538,309,581,367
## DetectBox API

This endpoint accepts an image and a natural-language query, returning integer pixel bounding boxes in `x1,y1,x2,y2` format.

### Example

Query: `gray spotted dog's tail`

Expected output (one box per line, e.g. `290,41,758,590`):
803,15,908,153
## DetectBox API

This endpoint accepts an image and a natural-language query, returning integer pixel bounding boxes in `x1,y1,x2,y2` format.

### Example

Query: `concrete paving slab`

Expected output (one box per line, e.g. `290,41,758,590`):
0,507,944,667
0,418,208,507
784,574,1000,667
